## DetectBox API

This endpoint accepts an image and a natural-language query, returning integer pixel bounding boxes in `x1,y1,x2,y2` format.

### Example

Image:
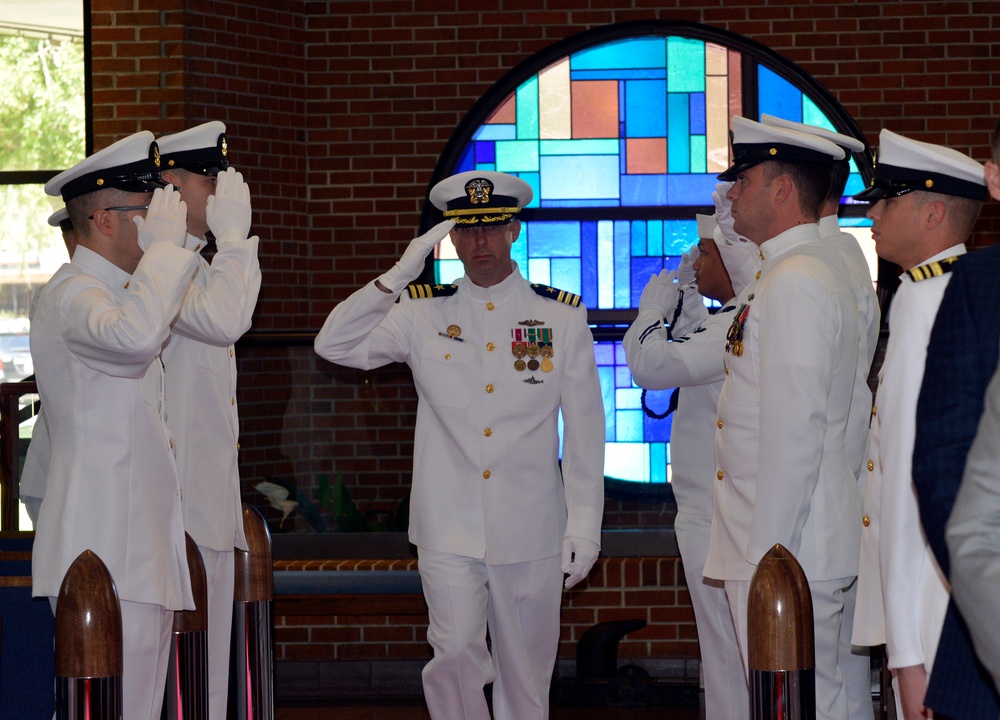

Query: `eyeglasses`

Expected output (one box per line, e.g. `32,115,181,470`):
87,205,149,220
455,224,512,239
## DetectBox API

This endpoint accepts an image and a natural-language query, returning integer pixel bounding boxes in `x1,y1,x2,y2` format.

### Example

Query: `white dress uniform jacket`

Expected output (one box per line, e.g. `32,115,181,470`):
162,233,261,552
314,264,605,563
851,246,963,666
704,223,862,582
30,243,199,611
818,215,879,482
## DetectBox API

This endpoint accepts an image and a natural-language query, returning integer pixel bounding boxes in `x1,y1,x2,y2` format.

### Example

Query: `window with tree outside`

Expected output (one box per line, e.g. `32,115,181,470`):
430,22,874,492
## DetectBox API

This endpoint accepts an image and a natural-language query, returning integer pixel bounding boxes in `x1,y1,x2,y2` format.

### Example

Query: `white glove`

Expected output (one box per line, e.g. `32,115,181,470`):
562,537,599,589
677,245,699,287
712,181,741,246
638,269,679,319
206,167,252,245
133,185,187,251
377,219,456,293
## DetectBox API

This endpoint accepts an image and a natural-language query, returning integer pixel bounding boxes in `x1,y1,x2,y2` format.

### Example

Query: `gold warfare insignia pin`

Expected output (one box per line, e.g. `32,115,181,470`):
518,319,544,327
446,324,461,338
466,178,492,205
221,136,228,157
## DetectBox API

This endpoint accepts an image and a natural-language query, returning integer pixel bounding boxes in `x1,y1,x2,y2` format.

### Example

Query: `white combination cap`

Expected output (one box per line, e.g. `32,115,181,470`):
760,114,866,155
854,128,987,201
429,170,533,226
45,130,164,201
696,213,717,239
718,115,845,181
158,120,229,175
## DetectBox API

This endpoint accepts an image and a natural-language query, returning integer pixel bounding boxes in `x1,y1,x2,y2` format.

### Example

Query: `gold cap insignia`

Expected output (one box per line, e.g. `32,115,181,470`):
466,178,492,205
221,136,228,157
153,145,161,168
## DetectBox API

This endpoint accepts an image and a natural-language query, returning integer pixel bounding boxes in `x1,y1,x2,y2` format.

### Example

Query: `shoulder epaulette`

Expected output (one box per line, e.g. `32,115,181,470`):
530,283,582,307
906,255,961,282
406,283,459,299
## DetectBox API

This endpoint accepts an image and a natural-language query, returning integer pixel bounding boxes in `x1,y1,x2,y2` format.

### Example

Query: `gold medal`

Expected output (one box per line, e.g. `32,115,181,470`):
541,357,553,372
446,324,462,338
526,344,541,358
527,358,540,371
514,359,527,372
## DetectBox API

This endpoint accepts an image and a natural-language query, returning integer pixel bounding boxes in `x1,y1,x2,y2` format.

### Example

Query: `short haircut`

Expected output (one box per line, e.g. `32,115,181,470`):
911,190,983,240
66,187,134,238
829,159,851,201
761,160,832,219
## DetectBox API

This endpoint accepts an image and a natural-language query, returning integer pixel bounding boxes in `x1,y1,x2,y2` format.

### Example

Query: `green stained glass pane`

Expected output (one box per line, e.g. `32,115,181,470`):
616,408,644,442
516,76,539,140
539,139,619,155
667,94,690,173
802,96,834,130
495,141,540,172
690,135,707,173
667,37,705,93
646,220,663,256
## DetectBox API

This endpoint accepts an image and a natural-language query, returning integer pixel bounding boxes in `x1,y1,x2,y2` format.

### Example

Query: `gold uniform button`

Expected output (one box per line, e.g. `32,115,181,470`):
483,470,491,479
445,353,451,360
755,271,761,280
236,442,241,451
871,405,877,418
486,302,495,311
487,342,495,352
484,428,492,437
716,470,724,480
232,396,236,406
229,348,234,357
867,459,874,472
725,367,730,376
862,515,871,527
486,384,494,393
717,419,723,429
169,440,174,449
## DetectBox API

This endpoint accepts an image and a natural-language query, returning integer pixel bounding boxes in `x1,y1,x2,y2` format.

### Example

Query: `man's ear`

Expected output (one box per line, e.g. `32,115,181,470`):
985,161,1000,202
161,169,181,188
924,198,947,232
510,219,522,243
89,208,115,238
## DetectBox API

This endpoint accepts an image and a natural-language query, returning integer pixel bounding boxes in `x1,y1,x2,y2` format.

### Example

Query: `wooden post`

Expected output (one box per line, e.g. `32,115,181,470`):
55,549,123,719
163,533,209,719
748,543,816,720
230,503,273,720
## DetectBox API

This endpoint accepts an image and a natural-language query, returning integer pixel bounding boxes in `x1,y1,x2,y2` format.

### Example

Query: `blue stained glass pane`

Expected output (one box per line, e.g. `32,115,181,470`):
571,37,666,71
527,258,550,285
617,409,645,442
594,342,615,365
550,259,581,295
519,172,541,209
630,220,646,258
516,77,539,139
511,231,528,268
435,259,464,284
475,163,497,171
667,37,705,93
802,96,834,129
839,216,873,227
844,173,866,197
632,257,664,307
663,220,699,256
475,141,495,164
666,174,720,205
690,136,707,174
617,374,638,396
689,92,706,134
540,155,620,200
625,80,667,137
597,221,615,309
597,364,616,441
571,69,667,80
621,174,667,206
495,141,540,172
757,66,802,123
647,220,663,256
541,199,622,208
580,221,598,307
644,398,674,441
614,220,631,309
473,124,517,141
528,221,581,258
539,139,620,155
649,442,668,483
454,143,475,173
667,94,690,173
614,342,628,366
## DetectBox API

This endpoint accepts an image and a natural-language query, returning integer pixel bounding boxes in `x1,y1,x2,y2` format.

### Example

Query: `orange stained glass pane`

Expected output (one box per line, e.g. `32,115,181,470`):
571,80,619,139
487,93,517,124
626,138,667,174
539,57,572,140
728,49,742,125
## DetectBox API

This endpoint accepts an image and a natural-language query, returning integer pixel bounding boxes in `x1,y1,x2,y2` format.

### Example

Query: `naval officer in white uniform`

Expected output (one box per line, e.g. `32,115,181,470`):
314,170,605,720
31,131,200,719
157,121,262,719
624,201,759,720
702,116,863,720
851,129,986,720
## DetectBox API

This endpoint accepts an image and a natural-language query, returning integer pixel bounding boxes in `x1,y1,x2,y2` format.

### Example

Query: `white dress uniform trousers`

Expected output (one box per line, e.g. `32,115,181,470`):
624,295,748,720
30,243,199,719
704,223,863,720
315,264,605,720
161,232,260,718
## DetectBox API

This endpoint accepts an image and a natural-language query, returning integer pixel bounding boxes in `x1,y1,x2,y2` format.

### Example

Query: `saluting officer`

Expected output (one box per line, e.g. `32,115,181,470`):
314,170,605,720
852,130,987,720
156,121,261,719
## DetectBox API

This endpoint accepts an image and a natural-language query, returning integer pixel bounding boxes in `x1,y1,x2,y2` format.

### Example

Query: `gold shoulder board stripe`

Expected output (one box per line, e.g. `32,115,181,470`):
530,283,581,306
406,283,459,299
906,255,961,282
